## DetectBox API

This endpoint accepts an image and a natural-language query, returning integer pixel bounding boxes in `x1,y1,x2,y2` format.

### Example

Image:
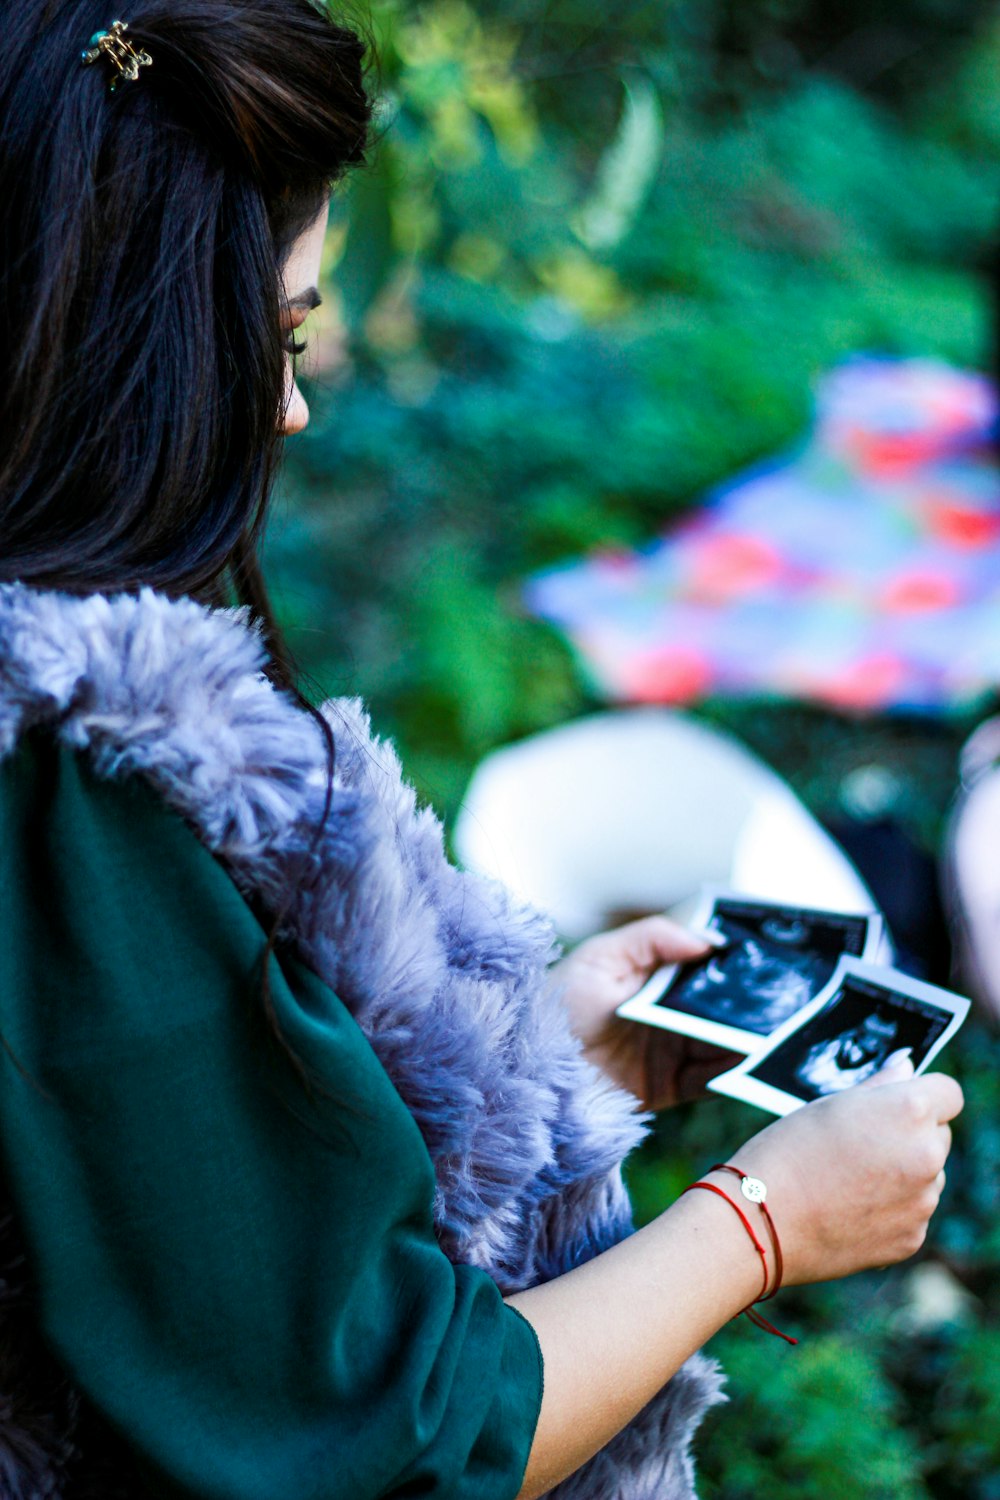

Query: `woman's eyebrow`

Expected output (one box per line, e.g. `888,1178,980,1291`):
287,286,322,312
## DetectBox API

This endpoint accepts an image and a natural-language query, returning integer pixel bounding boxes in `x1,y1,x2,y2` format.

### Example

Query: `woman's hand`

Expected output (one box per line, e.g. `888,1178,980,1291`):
721,1062,964,1287
508,1053,964,1500
550,915,740,1110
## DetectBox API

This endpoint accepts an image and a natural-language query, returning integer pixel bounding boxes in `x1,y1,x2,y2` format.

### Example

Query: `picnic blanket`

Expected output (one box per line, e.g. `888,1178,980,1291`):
525,357,1000,714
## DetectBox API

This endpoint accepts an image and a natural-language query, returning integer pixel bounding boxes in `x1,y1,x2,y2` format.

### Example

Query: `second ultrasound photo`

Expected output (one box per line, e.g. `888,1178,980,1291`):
617,888,884,1053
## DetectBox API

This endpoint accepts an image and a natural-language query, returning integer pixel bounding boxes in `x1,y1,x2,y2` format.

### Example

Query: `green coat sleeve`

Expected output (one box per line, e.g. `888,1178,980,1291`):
0,733,543,1500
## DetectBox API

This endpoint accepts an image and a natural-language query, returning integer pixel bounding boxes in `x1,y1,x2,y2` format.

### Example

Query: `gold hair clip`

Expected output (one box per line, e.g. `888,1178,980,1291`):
81,20,152,93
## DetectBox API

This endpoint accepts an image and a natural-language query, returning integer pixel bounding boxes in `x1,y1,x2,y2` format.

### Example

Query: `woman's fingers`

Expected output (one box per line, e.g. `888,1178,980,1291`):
614,915,713,971
862,1051,915,1087
667,1045,743,1105
922,1072,965,1123
861,1066,963,1127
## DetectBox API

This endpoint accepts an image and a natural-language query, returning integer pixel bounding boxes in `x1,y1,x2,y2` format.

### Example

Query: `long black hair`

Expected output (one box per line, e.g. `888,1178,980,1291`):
1,0,370,611
0,0,374,1060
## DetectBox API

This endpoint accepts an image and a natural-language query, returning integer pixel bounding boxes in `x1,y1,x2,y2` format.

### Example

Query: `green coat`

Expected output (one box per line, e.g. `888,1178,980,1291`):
0,730,543,1499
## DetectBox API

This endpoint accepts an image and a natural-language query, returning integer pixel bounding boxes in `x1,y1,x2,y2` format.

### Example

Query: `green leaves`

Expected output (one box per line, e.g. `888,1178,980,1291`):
335,151,397,332
575,76,665,252
700,1333,930,1500
274,8,1000,836
935,1329,1000,1483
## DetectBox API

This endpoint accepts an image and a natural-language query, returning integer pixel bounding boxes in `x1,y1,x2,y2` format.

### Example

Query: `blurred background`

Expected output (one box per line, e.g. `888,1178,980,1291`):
268,3,1000,1494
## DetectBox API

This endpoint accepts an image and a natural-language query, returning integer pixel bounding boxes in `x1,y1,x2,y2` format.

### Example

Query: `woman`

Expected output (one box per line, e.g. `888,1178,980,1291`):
0,4,961,1499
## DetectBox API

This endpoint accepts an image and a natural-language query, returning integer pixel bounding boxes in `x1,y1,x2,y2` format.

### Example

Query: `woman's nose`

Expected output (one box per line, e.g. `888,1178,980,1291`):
281,368,310,436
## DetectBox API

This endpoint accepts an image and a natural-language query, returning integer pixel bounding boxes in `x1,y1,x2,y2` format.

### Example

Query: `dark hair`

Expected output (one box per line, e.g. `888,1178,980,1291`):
0,0,373,1068
0,0,370,610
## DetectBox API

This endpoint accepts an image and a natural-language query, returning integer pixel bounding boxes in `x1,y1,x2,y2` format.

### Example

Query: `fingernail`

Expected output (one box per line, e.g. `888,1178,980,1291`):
690,926,727,949
880,1053,915,1080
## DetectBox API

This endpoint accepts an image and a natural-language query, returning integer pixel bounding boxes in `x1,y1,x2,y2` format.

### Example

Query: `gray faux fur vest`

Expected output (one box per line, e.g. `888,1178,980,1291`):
0,581,723,1500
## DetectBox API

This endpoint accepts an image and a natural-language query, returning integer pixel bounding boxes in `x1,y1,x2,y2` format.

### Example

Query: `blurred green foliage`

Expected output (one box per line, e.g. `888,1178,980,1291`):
270,0,1000,820
267,3,1000,1492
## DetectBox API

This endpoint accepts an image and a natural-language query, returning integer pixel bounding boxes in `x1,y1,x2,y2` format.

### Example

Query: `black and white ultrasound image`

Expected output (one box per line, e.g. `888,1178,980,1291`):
747,974,949,1103
655,900,871,1037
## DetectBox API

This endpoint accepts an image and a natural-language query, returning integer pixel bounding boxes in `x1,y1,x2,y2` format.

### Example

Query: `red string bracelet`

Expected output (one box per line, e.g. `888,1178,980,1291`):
709,1163,785,1303
681,1173,798,1346
681,1180,770,1304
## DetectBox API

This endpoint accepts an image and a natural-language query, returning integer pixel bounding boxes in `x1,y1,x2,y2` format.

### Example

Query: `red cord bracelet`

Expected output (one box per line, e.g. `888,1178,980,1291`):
681,1173,798,1346
709,1163,785,1302
681,1180,770,1304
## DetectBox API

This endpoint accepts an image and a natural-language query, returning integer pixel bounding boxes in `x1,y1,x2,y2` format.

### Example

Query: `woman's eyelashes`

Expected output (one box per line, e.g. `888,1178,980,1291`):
282,286,322,360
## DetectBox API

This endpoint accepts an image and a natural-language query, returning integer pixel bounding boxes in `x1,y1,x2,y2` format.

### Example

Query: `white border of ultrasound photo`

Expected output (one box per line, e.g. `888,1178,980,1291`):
706,958,970,1116
614,887,886,1055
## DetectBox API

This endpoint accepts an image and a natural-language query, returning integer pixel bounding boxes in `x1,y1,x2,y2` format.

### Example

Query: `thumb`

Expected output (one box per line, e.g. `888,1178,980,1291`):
863,1048,915,1088
614,914,718,971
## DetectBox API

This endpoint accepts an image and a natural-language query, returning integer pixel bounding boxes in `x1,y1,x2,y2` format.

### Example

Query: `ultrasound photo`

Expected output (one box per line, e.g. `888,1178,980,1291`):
616,889,884,1053
709,959,969,1115
752,977,946,1101
654,896,879,1039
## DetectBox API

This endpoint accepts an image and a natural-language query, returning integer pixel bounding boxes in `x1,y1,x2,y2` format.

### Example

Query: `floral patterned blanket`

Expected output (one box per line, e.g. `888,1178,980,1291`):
527,357,1000,714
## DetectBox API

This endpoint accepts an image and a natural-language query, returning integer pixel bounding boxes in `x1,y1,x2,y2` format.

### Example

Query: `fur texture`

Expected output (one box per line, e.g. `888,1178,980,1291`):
0,581,724,1499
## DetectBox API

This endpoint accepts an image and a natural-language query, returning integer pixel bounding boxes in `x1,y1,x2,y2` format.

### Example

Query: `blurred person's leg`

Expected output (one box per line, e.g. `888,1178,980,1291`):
945,716,1000,1021
823,814,950,981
